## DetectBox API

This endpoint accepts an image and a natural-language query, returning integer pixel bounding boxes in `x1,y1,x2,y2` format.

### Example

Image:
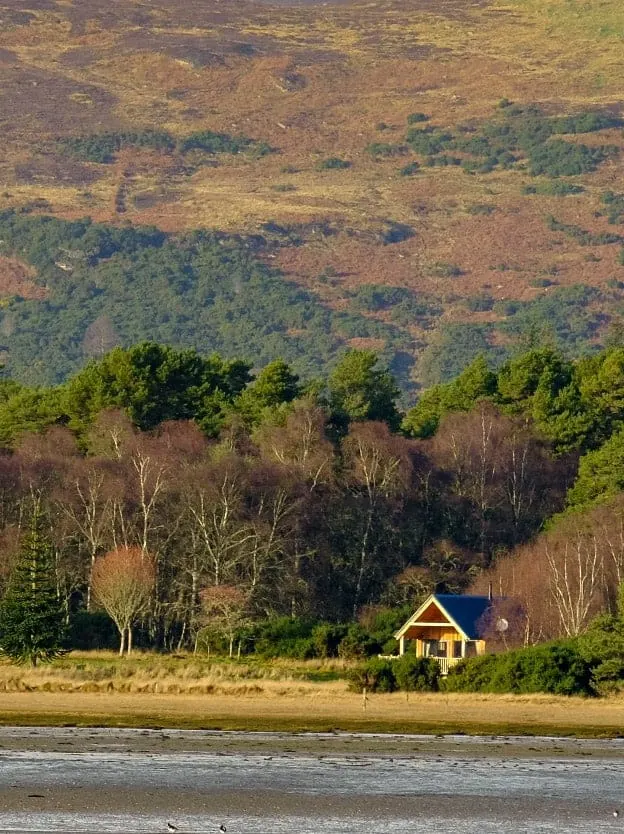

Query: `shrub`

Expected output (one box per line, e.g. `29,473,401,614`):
425,155,462,167
348,657,398,692
443,643,595,696
178,130,270,155
365,142,408,158
528,140,614,177
522,181,585,197
338,623,382,659
59,130,176,163
248,616,316,658
311,623,348,658
465,294,494,312
399,161,420,176
316,157,351,170
467,204,496,216
393,655,440,692
407,112,429,124
406,127,455,155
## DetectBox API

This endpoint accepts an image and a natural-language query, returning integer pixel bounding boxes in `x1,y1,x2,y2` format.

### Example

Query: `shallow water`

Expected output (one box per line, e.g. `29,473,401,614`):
0,731,622,833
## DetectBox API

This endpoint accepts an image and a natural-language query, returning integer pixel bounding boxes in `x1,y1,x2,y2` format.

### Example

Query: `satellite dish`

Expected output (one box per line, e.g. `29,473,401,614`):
495,617,509,633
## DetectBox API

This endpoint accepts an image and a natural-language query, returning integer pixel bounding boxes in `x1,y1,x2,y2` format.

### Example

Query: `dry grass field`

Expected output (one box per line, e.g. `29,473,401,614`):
0,652,621,736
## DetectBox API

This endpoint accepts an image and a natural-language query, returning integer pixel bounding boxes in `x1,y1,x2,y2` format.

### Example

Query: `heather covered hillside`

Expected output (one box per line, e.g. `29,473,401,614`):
1,0,624,386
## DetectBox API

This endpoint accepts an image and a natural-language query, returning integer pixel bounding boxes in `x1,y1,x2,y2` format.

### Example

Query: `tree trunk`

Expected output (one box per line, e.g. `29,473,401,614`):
119,627,126,656
127,626,133,655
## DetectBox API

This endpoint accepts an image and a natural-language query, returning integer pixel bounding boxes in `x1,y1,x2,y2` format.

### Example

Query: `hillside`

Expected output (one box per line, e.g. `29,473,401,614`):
2,0,624,389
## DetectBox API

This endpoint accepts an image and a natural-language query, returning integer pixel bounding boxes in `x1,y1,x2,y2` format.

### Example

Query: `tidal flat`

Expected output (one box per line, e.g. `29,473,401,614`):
0,728,622,833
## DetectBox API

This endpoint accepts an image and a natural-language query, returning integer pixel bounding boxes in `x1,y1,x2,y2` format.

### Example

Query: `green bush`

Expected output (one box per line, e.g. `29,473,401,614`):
59,130,175,163
529,140,615,177
317,157,351,170
444,643,595,696
246,616,317,658
465,293,494,312
311,622,348,658
399,161,420,176
522,181,585,196
406,127,455,155
338,623,382,659
407,112,429,124
366,142,408,158
348,657,398,692
393,655,440,692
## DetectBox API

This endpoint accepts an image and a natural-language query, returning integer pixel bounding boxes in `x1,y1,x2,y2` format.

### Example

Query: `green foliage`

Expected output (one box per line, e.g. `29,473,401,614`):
0,388,65,447
464,293,494,312
63,342,252,435
365,142,408,158
418,324,499,386
59,130,175,163
328,350,401,431
316,157,351,170
393,655,441,692
567,424,624,507
348,655,440,693
425,154,461,167
522,181,585,196
498,284,603,356
0,509,67,666
528,140,615,177
178,130,271,156
406,112,429,124
403,355,497,437
406,127,455,155
399,161,420,176
547,215,624,245
0,212,417,391
444,642,595,696
245,617,318,659
236,359,300,426
550,112,622,134
348,657,398,692
601,191,624,224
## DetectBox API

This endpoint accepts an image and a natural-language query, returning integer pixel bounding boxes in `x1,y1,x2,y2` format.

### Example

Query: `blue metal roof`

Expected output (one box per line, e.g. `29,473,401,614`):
434,594,492,639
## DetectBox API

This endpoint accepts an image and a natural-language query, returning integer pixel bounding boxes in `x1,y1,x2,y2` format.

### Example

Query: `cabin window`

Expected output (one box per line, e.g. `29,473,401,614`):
423,639,439,657
453,640,463,658
437,641,447,658
465,641,477,657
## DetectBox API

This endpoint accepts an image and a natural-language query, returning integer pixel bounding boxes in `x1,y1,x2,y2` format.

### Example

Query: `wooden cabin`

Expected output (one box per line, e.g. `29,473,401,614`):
394,593,493,675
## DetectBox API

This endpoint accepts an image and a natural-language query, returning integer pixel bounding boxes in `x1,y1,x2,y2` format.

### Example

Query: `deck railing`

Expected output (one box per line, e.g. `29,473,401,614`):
378,655,463,676
436,656,462,676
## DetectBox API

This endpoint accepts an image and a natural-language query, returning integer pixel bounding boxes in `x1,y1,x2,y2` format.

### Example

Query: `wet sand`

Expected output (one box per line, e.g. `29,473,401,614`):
0,729,621,832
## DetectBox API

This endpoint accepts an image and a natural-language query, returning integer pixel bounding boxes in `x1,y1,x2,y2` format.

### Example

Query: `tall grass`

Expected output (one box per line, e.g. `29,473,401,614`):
0,652,354,695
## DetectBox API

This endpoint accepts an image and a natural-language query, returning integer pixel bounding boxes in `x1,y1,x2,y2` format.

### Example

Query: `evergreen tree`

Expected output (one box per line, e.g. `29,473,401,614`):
0,511,67,666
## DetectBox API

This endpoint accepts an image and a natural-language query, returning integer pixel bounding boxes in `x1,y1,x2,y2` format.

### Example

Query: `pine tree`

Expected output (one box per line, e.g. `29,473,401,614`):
0,511,67,666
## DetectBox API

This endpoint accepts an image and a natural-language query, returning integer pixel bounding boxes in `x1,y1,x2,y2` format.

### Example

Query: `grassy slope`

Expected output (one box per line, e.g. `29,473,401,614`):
1,0,624,383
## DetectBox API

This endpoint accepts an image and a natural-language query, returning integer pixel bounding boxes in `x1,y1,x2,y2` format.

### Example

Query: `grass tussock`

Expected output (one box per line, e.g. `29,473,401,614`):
0,652,354,696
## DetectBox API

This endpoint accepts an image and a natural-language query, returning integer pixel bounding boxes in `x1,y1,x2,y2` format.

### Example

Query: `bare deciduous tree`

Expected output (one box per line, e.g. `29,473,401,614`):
199,585,250,657
92,546,155,655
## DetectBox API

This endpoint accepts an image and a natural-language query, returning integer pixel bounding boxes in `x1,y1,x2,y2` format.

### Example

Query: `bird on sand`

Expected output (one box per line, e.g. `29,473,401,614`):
614,810,620,818
219,826,227,833
167,823,178,832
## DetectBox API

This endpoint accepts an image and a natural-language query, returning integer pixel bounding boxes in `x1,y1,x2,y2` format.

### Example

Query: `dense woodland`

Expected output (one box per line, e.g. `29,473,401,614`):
0,339,624,670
